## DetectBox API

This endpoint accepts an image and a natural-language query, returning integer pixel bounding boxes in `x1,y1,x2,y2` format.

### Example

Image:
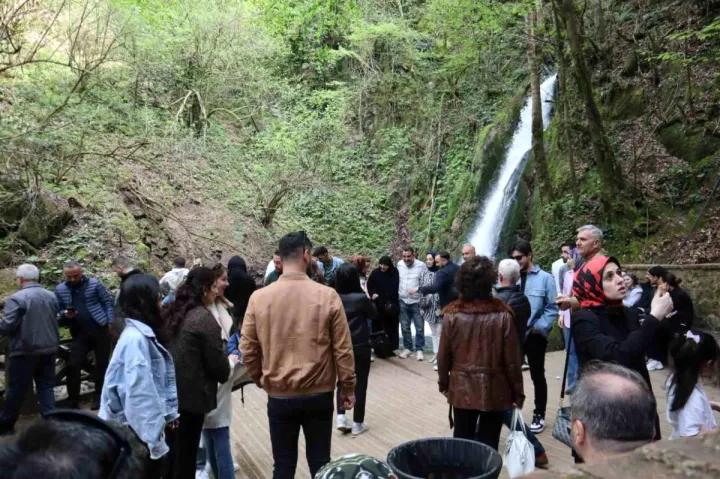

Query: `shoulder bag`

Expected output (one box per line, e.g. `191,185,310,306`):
551,344,574,448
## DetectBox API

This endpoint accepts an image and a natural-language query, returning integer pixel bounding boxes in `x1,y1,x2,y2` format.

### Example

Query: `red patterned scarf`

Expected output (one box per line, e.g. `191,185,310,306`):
572,255,623,308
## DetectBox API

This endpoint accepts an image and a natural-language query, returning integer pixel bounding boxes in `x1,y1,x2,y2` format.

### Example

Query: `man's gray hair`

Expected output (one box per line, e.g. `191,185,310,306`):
111,256,135,270
462,244,476,252
571,361,656,454
16,264,40,281
498,259,520,284
577,225,603,242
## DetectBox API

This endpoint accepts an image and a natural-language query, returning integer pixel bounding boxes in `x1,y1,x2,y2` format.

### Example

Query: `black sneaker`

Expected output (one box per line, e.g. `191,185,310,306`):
530,413,545,433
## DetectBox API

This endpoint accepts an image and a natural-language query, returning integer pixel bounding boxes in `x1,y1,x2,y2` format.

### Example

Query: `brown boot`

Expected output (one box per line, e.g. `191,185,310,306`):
535,453,549,469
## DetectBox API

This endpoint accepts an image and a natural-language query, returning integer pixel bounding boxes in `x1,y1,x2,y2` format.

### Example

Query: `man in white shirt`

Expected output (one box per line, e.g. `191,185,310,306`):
397,247,428,360
551,243,572,296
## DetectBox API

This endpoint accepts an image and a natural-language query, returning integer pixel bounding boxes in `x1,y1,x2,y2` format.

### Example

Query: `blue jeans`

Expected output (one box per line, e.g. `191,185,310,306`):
399,301,424,352
564,326,579,392
503,410,545,457
0,354,55,433
202,427,234,479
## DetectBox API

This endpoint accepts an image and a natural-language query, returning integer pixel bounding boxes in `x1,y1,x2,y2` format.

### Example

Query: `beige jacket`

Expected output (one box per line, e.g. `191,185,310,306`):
240,272,356,397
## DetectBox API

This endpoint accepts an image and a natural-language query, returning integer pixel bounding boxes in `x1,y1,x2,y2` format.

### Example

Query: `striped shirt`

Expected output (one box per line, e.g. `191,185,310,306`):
397,259,428,305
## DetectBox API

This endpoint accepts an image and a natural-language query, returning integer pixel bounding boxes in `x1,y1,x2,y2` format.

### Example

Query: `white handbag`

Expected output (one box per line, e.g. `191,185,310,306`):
503,408,536,478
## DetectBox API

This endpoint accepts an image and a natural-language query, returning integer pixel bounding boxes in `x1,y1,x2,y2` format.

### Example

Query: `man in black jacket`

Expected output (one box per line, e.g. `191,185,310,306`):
412,251,459,308
494,258,548,467
495,259,530,358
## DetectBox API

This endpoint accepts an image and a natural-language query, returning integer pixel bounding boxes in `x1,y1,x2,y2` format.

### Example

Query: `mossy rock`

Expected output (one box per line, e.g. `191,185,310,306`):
0,269,18,304
16,193,73,248
547,321,565,352
657,122,720,163
606,85,645,120
134,241,151,270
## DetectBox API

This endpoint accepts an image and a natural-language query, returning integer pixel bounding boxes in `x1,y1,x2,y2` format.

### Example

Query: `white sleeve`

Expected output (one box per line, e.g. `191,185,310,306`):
676,390,707,437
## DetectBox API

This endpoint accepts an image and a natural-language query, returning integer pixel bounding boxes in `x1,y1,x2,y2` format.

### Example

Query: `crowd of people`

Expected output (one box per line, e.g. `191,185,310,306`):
0,224,717,478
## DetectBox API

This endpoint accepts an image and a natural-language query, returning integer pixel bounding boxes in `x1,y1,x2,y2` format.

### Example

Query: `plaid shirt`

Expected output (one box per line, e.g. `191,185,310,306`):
397,259,428,305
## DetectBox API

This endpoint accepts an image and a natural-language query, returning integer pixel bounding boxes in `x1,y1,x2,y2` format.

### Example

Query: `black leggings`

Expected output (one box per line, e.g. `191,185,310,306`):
337,346,371,423
166,410,205,479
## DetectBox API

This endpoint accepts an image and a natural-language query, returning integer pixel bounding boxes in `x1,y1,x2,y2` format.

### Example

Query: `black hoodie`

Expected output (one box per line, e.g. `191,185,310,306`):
225,256,257,329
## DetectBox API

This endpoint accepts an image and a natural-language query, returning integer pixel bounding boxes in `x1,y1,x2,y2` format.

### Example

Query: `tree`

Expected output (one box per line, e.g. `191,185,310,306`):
528,8,553,201
559,0,622,205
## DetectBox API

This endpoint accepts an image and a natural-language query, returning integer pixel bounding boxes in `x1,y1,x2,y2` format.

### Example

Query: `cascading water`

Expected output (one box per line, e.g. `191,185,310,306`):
467,73,558,258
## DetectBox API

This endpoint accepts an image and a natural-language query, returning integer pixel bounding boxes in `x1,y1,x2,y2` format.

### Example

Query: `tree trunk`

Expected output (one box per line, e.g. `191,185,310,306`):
552,1,578,202
528,10,553,201
559,0,622,202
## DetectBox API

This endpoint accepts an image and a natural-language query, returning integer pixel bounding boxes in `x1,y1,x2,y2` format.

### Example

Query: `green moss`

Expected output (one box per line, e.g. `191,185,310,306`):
605,85,645,120
657,122,720,164
134,242,151,270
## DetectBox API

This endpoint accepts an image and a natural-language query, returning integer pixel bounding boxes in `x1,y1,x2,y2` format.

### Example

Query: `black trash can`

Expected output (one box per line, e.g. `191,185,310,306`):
386,437,503,479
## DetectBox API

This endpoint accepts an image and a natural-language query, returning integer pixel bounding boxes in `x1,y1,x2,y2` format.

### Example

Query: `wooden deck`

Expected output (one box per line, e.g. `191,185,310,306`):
229,350,719,478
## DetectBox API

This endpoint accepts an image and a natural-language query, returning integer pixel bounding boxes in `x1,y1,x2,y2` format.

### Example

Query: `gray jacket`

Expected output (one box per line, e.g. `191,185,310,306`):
0,283,60,357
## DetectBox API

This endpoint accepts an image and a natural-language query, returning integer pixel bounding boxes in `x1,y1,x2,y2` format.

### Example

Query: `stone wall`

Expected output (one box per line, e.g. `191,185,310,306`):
624,264,720,328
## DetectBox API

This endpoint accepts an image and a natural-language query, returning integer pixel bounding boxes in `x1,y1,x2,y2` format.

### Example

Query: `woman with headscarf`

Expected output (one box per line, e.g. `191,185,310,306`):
367,256,400,355
418,251,440,369
224,256,256,330
571,255,675,442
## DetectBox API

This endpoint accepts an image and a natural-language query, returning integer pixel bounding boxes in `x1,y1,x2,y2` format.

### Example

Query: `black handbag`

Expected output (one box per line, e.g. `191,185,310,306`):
370,329,393,358
552,345,574,448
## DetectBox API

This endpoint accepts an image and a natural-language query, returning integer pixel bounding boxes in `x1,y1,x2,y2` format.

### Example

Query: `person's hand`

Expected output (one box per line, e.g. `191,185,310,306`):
408,288,418,295
341,394,356,410
650,288,674,320
64,309,77,318
558,315,565,329
710,401,720,412
229,354,240,366
556,295,572,311
168,419,179,430
372,294,379,300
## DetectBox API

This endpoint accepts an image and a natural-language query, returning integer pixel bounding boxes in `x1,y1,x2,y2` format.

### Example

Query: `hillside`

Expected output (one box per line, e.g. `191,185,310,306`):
0,0,718,289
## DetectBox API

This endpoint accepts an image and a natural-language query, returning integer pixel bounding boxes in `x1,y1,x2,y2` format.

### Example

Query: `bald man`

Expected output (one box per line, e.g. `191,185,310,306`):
461,244,476,262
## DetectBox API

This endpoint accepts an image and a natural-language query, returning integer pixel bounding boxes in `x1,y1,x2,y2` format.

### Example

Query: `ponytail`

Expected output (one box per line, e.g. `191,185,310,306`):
668,331,719,411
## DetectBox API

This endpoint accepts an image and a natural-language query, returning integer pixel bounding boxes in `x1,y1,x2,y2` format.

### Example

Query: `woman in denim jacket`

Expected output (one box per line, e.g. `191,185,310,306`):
99,274,179,471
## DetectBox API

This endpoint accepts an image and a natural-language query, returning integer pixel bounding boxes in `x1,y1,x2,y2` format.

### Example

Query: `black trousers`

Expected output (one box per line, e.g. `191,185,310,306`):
0,354,55,433
525,333,548,416
166,410,205,479
67,327,111,403
268,392,333,479
337,345,371,423
648,319,686,364
453,408,505,451
380,310,400,351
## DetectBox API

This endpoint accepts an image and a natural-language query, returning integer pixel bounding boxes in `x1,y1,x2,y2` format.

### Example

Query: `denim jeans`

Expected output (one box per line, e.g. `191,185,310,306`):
202,427,234,479
563,326,579,392
399,301,424,352
503,410,545,457
0,354,55,433
267,392,333,478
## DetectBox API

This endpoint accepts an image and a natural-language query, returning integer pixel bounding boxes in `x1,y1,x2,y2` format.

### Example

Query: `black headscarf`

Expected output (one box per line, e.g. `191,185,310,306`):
368,256,399,304
426,249,439,273
225,256,257,330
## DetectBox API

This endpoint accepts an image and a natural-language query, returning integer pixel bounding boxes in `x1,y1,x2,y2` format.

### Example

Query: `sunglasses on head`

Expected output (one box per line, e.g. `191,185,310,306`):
44,409,130,479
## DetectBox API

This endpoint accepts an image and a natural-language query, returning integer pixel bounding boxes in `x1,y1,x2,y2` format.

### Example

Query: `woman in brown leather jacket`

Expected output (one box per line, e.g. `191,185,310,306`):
437,255,525,451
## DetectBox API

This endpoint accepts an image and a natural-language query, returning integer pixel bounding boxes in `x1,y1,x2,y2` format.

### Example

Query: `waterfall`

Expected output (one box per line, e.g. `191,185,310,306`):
467,74,558,259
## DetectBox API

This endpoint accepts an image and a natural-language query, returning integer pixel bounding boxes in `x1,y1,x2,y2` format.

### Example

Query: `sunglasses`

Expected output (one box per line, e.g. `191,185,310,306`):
44,409,130,478
511,255,526,261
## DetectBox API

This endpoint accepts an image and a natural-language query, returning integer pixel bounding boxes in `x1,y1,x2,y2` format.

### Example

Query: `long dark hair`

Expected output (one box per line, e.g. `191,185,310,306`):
669,331,720,411
117,274,169,345
335,264,363,295
162,267,216,340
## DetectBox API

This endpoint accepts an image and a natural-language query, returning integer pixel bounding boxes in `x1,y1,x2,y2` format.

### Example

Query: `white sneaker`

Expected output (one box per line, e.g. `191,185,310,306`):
433,364,438,371
352,422,369,436
416,351,424,361
234,461,240,472
336,414,351,433
399,349,411,359
370,353,375,362
647,359,664,371
428,354,437,363
195,470,210,479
